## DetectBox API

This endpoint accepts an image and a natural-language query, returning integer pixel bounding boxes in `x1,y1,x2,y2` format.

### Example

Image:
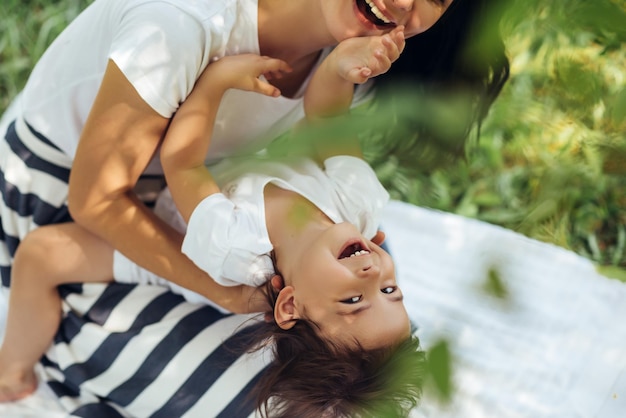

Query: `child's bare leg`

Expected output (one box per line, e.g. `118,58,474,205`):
0,223,114,401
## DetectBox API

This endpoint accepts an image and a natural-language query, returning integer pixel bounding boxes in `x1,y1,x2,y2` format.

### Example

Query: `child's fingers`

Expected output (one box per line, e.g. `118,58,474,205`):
270,275,285,291
259,57,292,83
251,56,291,96
346,67,371,84
259,56,293,77
372,230,386,246
369,47,392,76
391,26,405,45
263,69,288,80
379,27,405,64
381,32,403,63
390,25,406,50
254,79,282,97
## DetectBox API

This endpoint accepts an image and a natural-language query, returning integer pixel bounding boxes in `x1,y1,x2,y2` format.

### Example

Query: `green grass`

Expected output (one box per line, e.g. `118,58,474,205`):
2,0,625,276
1,0,93,111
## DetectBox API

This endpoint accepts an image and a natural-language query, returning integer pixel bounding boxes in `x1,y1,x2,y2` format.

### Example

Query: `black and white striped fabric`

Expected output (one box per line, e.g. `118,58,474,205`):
0,117,73,287
48,284,269,417
1,116,271,417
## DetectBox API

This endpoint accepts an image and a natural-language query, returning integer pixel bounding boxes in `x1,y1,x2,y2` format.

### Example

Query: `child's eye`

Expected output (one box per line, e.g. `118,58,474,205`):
341,295,362,304
381,286,397,294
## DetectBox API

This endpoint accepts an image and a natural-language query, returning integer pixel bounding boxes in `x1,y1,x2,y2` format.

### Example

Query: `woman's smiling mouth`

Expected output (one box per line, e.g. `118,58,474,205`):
356,0,396,29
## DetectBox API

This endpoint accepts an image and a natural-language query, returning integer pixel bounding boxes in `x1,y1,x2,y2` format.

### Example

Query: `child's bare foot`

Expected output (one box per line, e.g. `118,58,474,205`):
0,368,37,402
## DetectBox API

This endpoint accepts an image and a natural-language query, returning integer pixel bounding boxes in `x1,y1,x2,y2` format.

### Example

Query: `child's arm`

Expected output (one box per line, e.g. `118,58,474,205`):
304,27,405,161
160,55,291,223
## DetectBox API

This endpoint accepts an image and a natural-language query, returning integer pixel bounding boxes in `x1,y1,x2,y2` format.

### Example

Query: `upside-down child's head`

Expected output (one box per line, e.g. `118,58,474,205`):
245,197,421,415
248,220,422,414
270,221,411,350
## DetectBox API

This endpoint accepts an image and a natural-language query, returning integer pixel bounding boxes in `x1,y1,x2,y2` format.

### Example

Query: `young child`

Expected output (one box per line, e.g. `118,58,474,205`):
0,46,416,409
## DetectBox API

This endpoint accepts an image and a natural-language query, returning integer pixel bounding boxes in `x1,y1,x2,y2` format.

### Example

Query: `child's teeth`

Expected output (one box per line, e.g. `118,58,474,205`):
349,250,370,257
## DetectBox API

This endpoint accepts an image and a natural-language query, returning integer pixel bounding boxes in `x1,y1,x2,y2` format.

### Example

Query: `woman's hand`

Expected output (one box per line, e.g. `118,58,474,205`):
215,283,271,315
224,276,285,320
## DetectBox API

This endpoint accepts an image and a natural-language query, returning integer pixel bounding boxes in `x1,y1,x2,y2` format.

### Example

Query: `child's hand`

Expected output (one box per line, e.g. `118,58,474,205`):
301,27,404,122
330,26,405,84
197,54,293,98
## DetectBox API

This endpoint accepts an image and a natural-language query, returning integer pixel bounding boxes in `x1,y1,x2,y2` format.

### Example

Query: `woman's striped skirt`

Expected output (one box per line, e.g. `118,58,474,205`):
0,110,267,417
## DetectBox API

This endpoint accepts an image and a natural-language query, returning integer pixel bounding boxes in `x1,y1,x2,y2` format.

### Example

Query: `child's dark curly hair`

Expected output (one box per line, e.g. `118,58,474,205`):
245,277,426,418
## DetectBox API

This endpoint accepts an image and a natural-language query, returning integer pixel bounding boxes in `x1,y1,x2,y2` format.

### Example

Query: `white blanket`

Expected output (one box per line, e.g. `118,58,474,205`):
1,200,625,417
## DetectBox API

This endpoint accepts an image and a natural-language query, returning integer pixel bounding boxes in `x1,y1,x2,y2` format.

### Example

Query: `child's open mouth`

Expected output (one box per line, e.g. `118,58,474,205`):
356,0,396,29
338,241,371,259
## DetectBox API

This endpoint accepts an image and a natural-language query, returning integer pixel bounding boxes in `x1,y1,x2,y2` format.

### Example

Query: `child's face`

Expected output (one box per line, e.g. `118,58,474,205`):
281,222,411,349
321,0,453,41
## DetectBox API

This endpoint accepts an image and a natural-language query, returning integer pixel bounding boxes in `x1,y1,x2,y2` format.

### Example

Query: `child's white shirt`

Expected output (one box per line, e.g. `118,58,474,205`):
183,155,389,287
113,156,389,311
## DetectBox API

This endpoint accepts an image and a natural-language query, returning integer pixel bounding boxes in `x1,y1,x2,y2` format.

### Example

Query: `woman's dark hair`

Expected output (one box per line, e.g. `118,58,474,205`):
374,0,510,158
243,279,426,418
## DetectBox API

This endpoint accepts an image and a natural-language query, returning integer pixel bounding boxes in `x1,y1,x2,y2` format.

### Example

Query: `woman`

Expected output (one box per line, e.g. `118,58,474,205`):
0,0,509,415
0,0,508,292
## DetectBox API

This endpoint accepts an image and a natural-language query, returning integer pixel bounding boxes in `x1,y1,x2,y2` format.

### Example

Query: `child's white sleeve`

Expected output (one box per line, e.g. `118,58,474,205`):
182,194,273,288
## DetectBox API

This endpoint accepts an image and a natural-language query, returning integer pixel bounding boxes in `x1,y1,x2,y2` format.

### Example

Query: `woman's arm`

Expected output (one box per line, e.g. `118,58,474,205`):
67,60,263,313
160,54,291,223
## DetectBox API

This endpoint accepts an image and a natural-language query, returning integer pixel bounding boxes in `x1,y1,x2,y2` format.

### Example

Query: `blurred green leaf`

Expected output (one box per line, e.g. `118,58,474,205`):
569,0,626,42
425,339,453,403
482,268,510,300
609,87,626,129
552,57,605,108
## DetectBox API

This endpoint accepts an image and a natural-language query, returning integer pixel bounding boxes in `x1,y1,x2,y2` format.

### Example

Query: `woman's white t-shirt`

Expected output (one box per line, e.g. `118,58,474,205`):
16,0,373,168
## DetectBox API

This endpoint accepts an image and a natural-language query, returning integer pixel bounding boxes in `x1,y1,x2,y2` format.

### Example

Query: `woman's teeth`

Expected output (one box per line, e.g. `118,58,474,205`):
364,0,391,24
